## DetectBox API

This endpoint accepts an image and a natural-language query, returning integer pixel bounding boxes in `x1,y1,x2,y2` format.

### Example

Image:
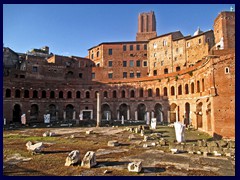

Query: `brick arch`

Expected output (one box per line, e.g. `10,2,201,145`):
137,103,146,120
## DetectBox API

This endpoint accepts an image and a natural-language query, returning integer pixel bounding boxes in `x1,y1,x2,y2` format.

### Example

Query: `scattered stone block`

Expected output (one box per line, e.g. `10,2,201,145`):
103,170,111,174
213,151,222,156
143,144,148,148
70,134,75,139
143,135,150,142
174,122,185,143
128,134,136,140
108,140,119,147
65,150,80,166
128,161,142,172
228,141,235,148
86,130,93,134
134,127,140,134
26,141,43,154
140,130,145,136
197,151,202,155
159,138,167,146
81,151,97,168
203,152,211,157
171,148,179,154
207,141,218,147
151,142,156,146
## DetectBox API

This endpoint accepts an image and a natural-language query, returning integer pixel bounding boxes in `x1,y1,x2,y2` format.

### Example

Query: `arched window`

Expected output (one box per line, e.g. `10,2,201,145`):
95,91,98,98
67,91,72,98
59,91,63,98
50,91,55,99
104,91,108,98
33,90,38,98
202,79,205,92
156,88,160,97
76,91,81,98
164,87,168,96
185,84,189,94
42,91,46,98
148,89,152,97
24,90,29,98
197,81,200,93
121,90,125,98
6,89,11,98
139,88,144,97
171,86,175,96
178,85,182,95
86,91,90,98
130,90,135,98
15,89,21,98
191,82,194,94
112,90,117,98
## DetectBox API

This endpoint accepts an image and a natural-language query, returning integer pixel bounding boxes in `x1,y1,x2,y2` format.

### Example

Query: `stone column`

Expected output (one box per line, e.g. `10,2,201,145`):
176,110,178,122
106,112,109,121
151,111,154,119
127,107,130,120
121,115,124,125
96,92,101,127
135,111,138,120
190,111,192,125
168,111,170,123
117,110,120,120
63,111,66,121
4,118,6,125
160,112,163,123
73,111,76,120
146,112,150,125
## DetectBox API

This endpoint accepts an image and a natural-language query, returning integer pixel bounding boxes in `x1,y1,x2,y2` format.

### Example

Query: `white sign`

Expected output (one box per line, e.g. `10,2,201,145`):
21,114,26,125
174,122,186,143
44,114,50,123
151,118,157,129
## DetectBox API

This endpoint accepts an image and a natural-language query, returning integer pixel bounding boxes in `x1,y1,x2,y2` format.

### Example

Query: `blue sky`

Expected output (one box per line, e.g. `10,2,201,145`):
3,4,235,57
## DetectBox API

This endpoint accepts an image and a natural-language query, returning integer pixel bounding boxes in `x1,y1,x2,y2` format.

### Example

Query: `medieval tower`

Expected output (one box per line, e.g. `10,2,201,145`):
136,11,157,41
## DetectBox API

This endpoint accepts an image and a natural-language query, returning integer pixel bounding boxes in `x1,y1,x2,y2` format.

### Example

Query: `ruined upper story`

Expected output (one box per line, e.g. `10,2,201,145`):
3,10,235,84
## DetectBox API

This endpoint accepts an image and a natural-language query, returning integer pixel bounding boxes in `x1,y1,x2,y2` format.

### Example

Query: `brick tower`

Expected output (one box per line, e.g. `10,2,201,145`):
213,10,235,50
136,11,157,41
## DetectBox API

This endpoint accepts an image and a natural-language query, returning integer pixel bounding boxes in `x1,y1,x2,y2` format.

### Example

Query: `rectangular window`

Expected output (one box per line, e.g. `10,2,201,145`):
153,70,157,76
130,45,133,51
32,66,38,72
130,72,134,78
136,60,141,67
108,73,113,79
91,73,95,79
130,60,134,67
136,45,140,50
108,61,113,67
79,73,83,78
143,61,148,67
123,72,127,78
199,39,201,44
144,44,147,50
108,49,112,55
123,61,127,67
123,45,126,51
136,72,141,78
174,57,177,61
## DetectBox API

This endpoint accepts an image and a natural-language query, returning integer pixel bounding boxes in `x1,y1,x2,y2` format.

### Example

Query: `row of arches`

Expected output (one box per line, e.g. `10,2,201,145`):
5,79,205,99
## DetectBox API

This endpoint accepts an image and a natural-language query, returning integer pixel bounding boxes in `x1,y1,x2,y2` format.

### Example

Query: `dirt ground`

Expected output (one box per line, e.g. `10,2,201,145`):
3,125,235,176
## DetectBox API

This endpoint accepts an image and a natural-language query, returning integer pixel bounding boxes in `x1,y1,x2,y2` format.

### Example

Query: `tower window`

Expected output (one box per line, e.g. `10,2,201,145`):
225,67,230,74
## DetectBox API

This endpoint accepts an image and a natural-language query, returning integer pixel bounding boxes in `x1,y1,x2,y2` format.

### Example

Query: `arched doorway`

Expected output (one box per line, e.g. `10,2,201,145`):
154,103,163,123
185,103,190,125
49,104,57,121
170,103,177,123
30,104,39,121
102,104,111,120
196,102,203,128
66,104,74,120
119,103,128,120
13,104,21,123
137,103,146,120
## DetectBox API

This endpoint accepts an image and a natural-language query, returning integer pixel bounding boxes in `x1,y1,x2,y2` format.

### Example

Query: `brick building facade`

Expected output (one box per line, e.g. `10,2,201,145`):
3,10,235,139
